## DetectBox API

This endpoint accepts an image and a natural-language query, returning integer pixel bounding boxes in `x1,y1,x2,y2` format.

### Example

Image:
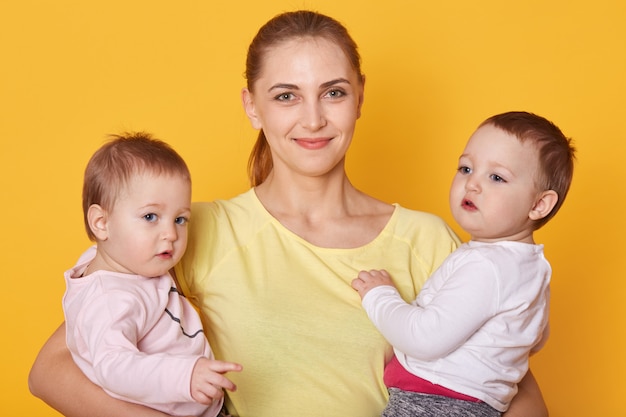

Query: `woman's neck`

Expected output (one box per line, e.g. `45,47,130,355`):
254,170,394,248
255,169,357,218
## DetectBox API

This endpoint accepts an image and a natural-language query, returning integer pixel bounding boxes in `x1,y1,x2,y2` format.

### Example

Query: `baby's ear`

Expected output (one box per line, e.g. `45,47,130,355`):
87,204,109,241
529,190,558,221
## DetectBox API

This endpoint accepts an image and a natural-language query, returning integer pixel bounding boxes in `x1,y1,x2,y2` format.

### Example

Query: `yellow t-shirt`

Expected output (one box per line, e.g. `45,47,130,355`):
175,189,459,417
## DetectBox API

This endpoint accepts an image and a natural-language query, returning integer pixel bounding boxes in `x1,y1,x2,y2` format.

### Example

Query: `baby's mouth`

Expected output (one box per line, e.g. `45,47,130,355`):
463,199,476,208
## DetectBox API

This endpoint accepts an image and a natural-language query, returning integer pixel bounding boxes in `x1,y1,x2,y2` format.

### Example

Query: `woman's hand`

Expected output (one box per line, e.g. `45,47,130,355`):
504,370,549,417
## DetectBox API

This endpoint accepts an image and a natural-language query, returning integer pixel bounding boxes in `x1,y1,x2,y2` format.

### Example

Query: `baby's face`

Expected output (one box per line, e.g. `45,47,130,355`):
98,172,191,277
450,124,543,243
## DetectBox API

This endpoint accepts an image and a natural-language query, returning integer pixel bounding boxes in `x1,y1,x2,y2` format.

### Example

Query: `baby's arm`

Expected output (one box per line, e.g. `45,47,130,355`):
79,290,235,405
352,263,498,360
28,323,171,417
190,358,242,404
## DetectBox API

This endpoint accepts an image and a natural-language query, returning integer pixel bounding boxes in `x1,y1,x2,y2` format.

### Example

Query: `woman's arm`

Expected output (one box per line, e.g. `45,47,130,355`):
28,323,170,417
503,370,548,417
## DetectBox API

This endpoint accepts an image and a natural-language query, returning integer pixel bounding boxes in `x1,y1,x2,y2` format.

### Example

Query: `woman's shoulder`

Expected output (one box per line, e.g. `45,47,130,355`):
387,204,461,259
191,189,257,221
393,204,456,234
186,189,267,253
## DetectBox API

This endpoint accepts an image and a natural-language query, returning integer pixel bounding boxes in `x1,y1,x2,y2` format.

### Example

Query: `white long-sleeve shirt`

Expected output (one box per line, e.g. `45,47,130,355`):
361,240,550,412
63,246,221,417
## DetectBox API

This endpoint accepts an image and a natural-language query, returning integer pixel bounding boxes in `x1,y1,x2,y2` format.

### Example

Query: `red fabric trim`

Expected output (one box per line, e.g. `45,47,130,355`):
383,355,481,403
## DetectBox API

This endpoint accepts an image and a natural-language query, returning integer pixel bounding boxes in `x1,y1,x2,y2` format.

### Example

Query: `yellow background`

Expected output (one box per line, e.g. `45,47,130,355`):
2,1,624,416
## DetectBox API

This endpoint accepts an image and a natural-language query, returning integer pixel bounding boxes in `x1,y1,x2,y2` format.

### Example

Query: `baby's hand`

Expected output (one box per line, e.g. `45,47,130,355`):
351,269,394,299
190,358,242,405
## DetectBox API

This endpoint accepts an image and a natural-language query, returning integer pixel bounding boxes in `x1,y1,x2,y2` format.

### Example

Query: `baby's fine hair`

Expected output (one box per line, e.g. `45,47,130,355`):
82,132,191,240
480,111,576,229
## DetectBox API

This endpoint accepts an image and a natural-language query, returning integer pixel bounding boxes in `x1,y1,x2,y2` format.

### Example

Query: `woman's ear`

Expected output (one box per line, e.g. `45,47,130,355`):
241,88,262,130
87,204,109,241
529,190,559,221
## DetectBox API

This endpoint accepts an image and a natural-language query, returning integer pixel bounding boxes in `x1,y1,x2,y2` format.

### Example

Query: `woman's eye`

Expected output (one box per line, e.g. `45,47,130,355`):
275,92,295,101
175,217,188,225
143,213,157,222
326,89,345,98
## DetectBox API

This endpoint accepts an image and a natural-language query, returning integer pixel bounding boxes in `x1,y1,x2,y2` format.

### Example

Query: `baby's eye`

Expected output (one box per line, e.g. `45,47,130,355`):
490,174,506,183
175,216,188,225
143,213,158,222
458,166,471,174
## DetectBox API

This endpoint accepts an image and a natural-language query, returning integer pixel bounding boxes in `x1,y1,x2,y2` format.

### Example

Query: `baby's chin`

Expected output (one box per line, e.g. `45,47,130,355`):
139,265,176,278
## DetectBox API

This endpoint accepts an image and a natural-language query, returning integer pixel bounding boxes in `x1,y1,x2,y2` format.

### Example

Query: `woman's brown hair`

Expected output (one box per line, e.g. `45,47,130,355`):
245,10,364,186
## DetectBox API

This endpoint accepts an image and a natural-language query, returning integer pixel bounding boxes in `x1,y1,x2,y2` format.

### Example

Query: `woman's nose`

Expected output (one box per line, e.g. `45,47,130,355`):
300,100,327,131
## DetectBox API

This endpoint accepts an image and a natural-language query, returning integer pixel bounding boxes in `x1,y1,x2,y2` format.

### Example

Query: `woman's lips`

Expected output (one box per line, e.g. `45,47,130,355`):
294,137,332,150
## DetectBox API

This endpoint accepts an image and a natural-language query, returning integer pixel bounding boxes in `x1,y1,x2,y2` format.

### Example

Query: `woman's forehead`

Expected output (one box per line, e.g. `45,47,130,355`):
256,37,357,86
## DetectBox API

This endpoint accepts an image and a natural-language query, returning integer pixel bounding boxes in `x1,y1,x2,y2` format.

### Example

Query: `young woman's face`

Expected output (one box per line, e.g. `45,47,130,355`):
449,124,544,243
242,37,364,180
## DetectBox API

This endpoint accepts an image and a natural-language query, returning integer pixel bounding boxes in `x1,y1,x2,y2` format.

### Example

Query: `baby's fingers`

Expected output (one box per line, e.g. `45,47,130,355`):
191,382,223,405
206,360,243,374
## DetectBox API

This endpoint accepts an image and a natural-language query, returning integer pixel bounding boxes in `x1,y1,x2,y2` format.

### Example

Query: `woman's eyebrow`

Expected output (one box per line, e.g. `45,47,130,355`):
268,83,298,92
320,78,350,88
268,78,350,93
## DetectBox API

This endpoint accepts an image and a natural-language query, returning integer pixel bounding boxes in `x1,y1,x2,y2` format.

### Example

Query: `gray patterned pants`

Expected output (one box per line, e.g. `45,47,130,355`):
381,388,501,417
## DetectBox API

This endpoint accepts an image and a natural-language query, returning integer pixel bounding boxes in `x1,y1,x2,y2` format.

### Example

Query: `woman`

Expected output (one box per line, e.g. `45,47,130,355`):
29,10,548,417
